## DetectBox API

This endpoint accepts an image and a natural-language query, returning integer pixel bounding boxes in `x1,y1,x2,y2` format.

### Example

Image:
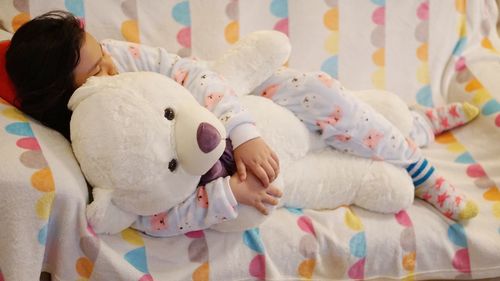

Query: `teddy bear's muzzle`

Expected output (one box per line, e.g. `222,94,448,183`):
197,122,222,153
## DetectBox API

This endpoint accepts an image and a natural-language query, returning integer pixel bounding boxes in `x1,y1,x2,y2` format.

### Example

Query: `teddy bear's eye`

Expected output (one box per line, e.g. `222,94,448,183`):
164,107,175,120
168,159,178,172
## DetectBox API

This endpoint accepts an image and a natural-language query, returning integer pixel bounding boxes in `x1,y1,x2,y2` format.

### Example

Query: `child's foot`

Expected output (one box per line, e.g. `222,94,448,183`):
407,158,479,220
414,102,479,135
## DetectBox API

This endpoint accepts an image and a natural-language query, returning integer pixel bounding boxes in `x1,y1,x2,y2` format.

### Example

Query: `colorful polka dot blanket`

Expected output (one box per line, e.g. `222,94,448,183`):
1,1,500,280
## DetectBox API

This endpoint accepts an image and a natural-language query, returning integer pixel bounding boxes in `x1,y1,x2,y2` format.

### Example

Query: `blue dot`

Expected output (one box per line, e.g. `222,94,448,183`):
243,228,265,253
172,1,191,26
448,223,468,248
416,85,433,107
65,0,85,17
452,38,467,56
349,232,366,258
270,0,288,18
5,122,34,137
481,99,500,116
455,152,475,164
371,0,386,6
321,56,338,79
285,207,303,215
38,224,48,245
124,247,148,273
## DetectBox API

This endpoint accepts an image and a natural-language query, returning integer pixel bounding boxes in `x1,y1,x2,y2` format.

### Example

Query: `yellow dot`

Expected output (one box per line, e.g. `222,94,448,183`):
471,88,492,105
446,142,466,153
121,228,144,246
298,259,316,279
456,0,466,14
402,272,415,281
36,192,55,220
192,262,209,281
76,257,94,278
225,21,239,44
492,202,500,218
465,78,482,92
121,20,140,43
324,31,339,54
416,44,428,61
1,108,28,121
323,8,339,31
12,12,30,31
372,68,385,89
31,168,55,192
416,63,429,84
344,208,363,231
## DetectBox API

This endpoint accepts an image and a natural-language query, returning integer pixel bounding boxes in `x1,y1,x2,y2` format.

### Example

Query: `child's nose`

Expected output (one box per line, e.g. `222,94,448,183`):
197,122,222,153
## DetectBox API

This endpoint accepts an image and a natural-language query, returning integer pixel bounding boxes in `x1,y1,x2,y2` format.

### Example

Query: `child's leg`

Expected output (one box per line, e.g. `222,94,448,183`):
253,68,478,220
411,102,479,135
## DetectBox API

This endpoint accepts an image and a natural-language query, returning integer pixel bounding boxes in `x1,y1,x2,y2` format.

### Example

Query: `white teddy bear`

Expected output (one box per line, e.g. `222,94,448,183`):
69,31,415,235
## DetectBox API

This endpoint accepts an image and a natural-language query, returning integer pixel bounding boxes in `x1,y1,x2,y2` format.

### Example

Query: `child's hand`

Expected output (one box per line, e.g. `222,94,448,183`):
233,137,280,187
229,173,282,215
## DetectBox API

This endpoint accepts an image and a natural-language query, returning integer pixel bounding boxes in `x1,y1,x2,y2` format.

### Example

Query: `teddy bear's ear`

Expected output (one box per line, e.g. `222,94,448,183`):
68,76,113,111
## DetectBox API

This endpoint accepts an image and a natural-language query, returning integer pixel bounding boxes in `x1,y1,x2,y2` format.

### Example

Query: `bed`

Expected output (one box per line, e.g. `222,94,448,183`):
1,1,500,280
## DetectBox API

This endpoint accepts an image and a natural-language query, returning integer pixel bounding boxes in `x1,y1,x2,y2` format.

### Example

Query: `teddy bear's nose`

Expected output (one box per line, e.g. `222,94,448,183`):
197,122,222,153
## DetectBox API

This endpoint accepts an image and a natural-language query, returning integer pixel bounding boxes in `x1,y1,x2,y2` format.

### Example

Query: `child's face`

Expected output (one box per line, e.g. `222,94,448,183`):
74,32,117,87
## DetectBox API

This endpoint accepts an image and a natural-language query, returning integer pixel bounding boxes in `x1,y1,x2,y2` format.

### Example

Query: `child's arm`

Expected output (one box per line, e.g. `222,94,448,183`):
101,39,280,187
132,174,282,237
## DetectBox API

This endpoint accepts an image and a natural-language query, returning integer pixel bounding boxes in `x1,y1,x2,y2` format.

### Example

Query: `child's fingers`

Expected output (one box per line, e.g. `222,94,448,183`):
269,157,279,175
271,151,280,168
253,166,270,188
262,161,276,182
263,194,279,206
267,185,283,198
236,160,247,181
255,203,269,215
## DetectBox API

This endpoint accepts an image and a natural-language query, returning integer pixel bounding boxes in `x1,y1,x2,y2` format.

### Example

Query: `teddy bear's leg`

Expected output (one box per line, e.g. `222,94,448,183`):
353,161,415,213
211,30,291,96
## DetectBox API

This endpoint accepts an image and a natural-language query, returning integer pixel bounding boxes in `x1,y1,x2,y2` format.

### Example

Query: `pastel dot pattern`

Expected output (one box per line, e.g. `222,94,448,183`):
243,228,266,280
173,0,192,56
270,0,288,36
395,210,417,279
415,1,432,107
344,208,366,280
321,0,339,78
370,0,385,89
185,230,210,281
224,0,239,44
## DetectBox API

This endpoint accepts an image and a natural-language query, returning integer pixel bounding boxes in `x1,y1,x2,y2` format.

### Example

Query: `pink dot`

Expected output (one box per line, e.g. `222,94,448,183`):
372,7,385,25
452,248,471,273
139,274,154,281
455,57,466,72
185,230,204,238
87,224,97,237
495,113,500,127
273,18,288,36
177,27,191,48
466,164,486,178
417,1,429,20
16,137,40,150
348,257,365,280
395,210,412,227
249,254,266,280
298,216,316,237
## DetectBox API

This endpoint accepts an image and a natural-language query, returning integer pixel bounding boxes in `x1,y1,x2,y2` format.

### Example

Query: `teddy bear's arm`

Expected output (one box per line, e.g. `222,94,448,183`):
131,177,238,237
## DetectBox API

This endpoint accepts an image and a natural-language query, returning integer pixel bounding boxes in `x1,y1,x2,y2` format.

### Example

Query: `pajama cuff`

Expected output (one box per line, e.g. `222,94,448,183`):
229,123,261,148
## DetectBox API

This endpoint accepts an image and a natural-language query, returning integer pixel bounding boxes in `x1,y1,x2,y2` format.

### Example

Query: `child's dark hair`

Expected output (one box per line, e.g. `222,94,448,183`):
5,10,85,140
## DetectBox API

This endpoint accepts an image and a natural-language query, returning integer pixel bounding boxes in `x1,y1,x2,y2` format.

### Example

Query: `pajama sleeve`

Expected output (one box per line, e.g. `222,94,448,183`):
101,39,260,148
132,177,238,237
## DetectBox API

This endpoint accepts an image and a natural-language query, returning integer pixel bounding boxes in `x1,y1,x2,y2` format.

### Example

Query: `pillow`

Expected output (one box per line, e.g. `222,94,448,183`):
0,40,19,107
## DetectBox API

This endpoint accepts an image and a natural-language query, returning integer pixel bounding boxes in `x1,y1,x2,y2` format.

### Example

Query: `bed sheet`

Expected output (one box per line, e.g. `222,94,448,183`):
1,88,499,281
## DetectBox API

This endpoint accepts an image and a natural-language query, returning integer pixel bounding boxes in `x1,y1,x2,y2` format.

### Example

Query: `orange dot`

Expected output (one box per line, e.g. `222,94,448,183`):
76,257,94,278
435,131,456,144
12,13,30,31
225,21,239,44
455,0,466,14
121,20,140,43
465,78,482,92
298,259,316,279
402,252,416,271
416,44,428,61
31,168,55,192
372,48,385,66
192,262,209,281
323,8,339,31
481,38,495,51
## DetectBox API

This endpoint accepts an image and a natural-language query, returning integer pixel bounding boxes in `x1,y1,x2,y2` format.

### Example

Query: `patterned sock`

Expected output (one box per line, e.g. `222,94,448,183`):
413,102,479,135
406,158,478,220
